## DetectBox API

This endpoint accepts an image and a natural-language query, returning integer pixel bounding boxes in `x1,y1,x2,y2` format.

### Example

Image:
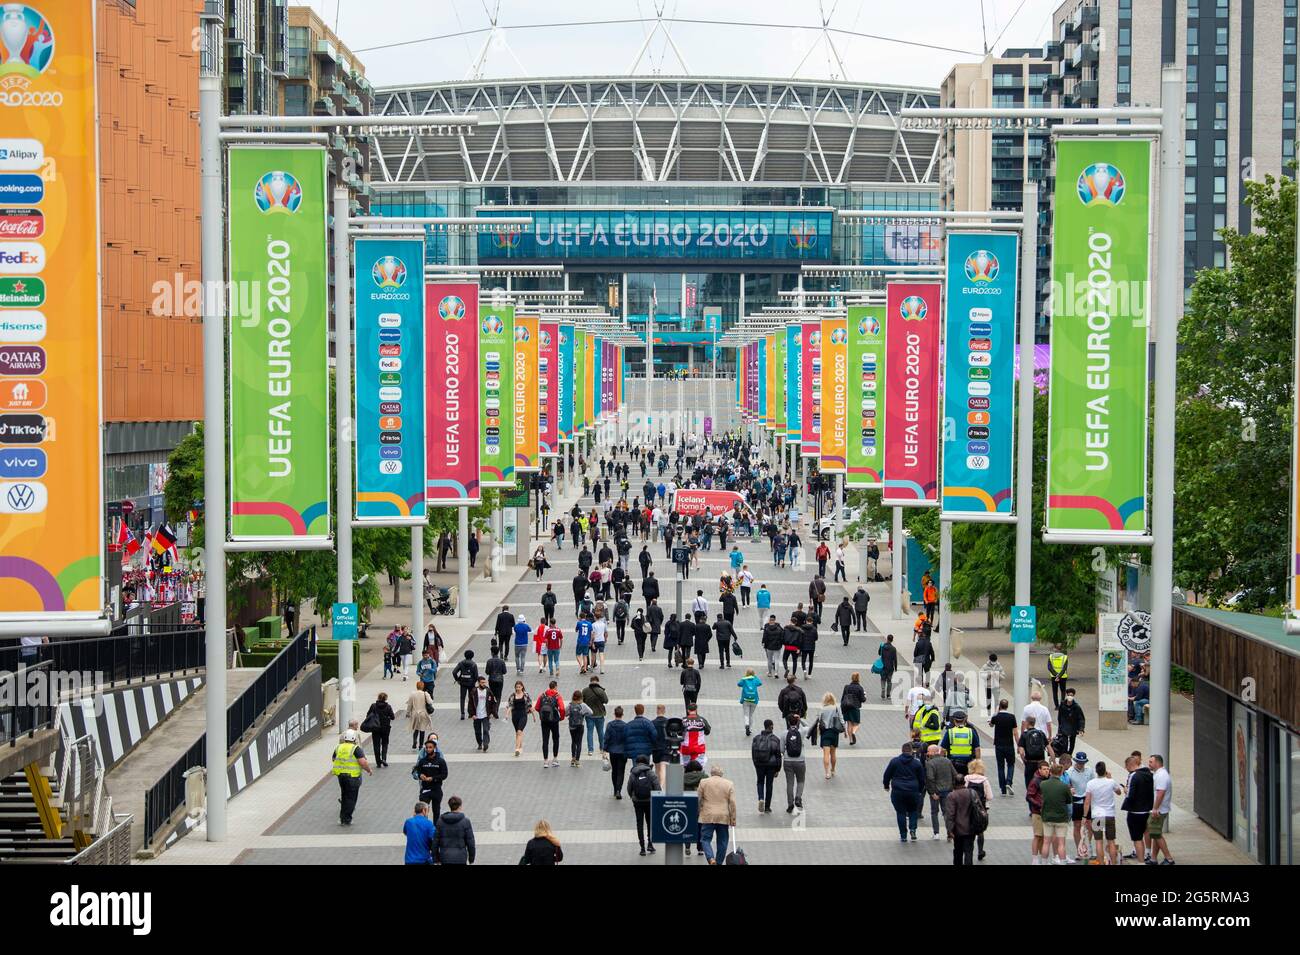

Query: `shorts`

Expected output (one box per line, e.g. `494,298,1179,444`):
1043,821,1069,841
1126,812,1149,842
1091,816,1117,840
1031,815,1044,837
1147,812,1167,838
1072,801,1086,822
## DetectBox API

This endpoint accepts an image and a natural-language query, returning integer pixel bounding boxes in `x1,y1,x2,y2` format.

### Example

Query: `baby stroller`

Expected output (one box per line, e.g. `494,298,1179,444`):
431,586,455,615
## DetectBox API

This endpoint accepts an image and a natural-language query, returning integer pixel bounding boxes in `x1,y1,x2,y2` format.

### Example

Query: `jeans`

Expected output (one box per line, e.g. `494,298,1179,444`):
764,647,780,674
586,716,606,753
929,789,950,834
700,823,730,863
337,774,361,823
784,759,806,808
854,610,867,631
458,684,471,718
473,717,491,750
755,766,777,810
995,745,1016,793
514,645,527,673
547,649,560,674
802,648,815,675
741,701,757,730
890,790,921,838
541,721,560,760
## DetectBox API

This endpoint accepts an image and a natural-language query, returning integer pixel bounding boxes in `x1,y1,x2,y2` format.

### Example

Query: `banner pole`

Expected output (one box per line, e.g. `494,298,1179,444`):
1148,66,1183,763
1014,181,1039,720
411,524,424,645
457,505,469,617
199,65,228,843
334,185,355,731
938,518,952,669
892,506,904,622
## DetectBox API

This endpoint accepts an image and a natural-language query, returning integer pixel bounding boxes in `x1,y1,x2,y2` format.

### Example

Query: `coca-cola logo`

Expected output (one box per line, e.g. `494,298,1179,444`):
0,208,42,238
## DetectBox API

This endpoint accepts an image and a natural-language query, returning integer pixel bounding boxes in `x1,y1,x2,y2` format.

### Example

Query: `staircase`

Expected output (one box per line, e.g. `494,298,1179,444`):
0,765,76,862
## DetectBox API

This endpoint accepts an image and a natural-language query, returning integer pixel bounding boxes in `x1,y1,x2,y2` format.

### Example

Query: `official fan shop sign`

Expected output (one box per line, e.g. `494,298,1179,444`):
227,147,330,544
1046,139,1152,542
0,1,106,619
479,300,515,487
354,238,425,524
332,602,359,640
1010,605,1036,644
883,282,941,507
941,232,1019,519
846,305,885,488
426,282,480,506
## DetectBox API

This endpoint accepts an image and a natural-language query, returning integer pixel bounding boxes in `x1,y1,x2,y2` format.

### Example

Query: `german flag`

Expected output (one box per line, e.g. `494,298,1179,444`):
151,524,177,555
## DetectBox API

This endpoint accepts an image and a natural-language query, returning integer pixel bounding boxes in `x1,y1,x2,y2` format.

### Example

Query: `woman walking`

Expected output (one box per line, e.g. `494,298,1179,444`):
507,681,532,757
841,673,867,745
737,668,762,737
816,692,845,779
405,682,433,750
531,543,549,580
364,691,396,767
567,691,593,767
519,819,564,865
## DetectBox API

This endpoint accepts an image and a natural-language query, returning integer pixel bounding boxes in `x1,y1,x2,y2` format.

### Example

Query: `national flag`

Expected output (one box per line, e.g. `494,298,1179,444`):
151,524,177,555
123,526,141,557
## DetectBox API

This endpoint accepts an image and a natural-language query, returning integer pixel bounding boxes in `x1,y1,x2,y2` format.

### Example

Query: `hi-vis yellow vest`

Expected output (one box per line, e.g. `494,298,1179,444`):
1048,653,1069,680
912,704,942,743
946,725,975,757
332,742,361,777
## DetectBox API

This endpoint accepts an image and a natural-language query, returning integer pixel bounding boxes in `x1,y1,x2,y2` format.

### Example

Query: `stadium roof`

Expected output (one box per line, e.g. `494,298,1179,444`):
370,74,941,186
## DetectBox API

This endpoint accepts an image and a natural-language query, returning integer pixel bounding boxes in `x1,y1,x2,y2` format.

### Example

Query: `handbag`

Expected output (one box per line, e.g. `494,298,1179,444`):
425,694,434,716
360,709,381,734
731,638,743,656
871,655,885,675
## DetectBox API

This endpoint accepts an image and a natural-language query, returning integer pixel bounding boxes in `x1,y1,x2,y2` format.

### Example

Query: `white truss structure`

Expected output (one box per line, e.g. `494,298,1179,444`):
369,76,942,186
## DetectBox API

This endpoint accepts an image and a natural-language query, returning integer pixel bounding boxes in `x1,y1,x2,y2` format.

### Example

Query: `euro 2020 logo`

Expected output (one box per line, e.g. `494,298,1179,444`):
371,256,407,289
540,329,552,347
481,314,505,336
438,295,465,321
829,326,848,345
0,6,54,83
514,324,530,343
963,249,999,283
254,171,303,214
857,315,880,337
1077,162,1125,206
809,330,822,348
899,295,928,321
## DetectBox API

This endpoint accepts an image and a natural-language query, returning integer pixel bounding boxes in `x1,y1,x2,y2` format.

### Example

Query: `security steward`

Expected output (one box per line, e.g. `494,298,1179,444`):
911,698,943,764
940,710,980,774
1047,650,1069,709
332,728,374,825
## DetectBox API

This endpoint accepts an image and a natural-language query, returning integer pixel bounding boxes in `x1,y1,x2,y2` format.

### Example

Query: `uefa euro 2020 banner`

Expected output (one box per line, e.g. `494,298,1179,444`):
572,328,586,433
558,323,575,443
883,282,941,508
846,305,886,489
228,147,330,543
773,328,787,435
479,299,515,487
539,320,559,456
819,318,848,473
1047,139,1151,541
513,314,540,472
426,282,480,505
0,1,106,618
354,238,426,524
800,320,820,457
785,324,801,443
942,232,1019,519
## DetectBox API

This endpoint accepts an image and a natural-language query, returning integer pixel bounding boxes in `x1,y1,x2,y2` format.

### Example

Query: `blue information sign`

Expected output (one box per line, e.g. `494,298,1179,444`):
650,793,699,844
1010,604,1037,644
332,602,359,640
354,237,426,523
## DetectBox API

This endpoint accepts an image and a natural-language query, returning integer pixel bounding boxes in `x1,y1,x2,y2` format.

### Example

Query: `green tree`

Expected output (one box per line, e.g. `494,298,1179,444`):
1174,173,1294,611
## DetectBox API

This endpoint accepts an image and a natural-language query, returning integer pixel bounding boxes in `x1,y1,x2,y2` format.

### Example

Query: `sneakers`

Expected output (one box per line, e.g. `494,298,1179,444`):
909,830,917,842
932,832,941,841
1160,859,1176,865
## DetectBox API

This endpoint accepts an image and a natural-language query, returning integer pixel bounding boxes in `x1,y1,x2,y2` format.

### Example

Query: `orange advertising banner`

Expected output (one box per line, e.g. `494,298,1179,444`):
0,2,104,619
819,317,848,473
513,313,540,472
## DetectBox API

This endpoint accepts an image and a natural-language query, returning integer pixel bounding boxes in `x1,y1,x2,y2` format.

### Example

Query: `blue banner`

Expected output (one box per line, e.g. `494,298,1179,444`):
558,323,575,442
354,238,426,522
941,231,1019,517
785,323,801,442
477,208,832,262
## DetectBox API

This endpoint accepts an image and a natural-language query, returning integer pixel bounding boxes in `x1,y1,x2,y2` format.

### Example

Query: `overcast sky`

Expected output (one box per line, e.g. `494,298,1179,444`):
302,0,1064,90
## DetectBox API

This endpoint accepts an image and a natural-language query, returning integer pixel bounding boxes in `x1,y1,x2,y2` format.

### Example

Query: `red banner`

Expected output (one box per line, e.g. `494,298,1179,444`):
883,282,942,506
800,320,820,457
425,283,481,505
539,320,559,456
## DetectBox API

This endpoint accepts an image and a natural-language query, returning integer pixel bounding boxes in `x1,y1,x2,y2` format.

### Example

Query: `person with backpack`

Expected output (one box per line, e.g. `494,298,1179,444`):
815,692,846,780
737,668,762,736
604,706,629,797
566,691,594,767
750,718,783,814
1018,714,1049,791
485,645,507,721
680,657,702,710
413,736,448,816
451,651,479,721
534,680,566,768
877,634,898,701
433,796,476,865
780,713,809,814
613,598,629,645
627,754,661,856
777,673,807,723
943,773,986,865
883,741,926,843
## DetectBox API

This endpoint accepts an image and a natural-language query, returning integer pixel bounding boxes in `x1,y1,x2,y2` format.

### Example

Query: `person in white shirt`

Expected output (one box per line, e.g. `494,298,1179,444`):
691,590,708,617
905,685,930,726
1021,689,1053,743
1083,761,1123,865
590,615,608,674
1148,754,1176,865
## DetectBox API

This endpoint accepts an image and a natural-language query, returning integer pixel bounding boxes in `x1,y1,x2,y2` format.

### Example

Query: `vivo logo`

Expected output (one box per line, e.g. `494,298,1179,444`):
0,447,44,478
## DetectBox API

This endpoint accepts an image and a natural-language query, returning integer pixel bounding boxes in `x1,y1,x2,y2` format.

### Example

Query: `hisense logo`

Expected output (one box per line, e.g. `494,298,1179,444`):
49,885,152,936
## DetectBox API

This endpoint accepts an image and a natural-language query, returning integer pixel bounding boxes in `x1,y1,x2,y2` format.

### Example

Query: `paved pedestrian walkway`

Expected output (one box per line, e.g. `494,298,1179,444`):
153,440,1249,865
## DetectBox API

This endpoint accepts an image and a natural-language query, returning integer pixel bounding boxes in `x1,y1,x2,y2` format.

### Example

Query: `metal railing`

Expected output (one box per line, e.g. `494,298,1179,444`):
142,628,316,848
0,627,205,687
0,660,56,746
65,813,134,866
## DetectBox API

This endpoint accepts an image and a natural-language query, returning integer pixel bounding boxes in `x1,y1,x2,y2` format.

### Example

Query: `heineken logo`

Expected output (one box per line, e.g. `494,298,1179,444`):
0,276,42,306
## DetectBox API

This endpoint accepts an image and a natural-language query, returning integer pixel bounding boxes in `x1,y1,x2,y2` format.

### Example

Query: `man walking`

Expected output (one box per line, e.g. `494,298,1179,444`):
750,718,783,814
331,729,373,826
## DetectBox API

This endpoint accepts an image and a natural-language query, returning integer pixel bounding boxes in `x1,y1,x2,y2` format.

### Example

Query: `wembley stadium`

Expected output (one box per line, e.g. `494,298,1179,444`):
368,75,943,372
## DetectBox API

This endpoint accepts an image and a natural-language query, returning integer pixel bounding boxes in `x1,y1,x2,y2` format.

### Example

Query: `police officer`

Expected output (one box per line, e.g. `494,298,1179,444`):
940,710,980,774
911,697,943,763
1047,650,1070,709
332,729,374,825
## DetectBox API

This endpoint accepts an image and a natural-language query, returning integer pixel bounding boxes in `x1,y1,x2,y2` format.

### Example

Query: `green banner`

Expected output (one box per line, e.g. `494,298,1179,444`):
1046,138,1151,538
573,329,587,433
774,327,787,435
479,300,515,487
846,304,886,488
227,148,331,541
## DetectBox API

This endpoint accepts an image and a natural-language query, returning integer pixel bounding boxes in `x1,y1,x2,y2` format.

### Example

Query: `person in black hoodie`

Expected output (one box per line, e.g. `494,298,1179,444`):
882,742,926,842
413,736,448,816
494,605,515,649
485,645,507,722
878,634,899,701
627,755,661,855
777,674,807,722
692,614,712,670
451,651,479,720
647,599,664,654
680,658,702,709
712,613,735,669
641,570,661,608
364,692,397,767
761,615,785,678
1056,689,1086,758
751,718,783,813
833,597,854,647
801,620,820,676
434,796,476,865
